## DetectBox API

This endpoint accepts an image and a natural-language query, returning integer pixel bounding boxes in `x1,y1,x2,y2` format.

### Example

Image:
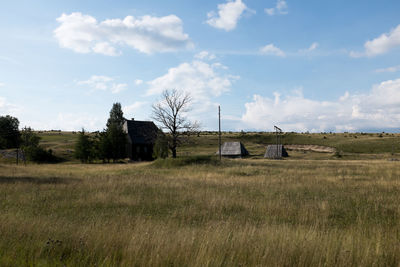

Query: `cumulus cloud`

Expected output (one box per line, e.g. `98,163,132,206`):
241,78,400,132
78,75,127,94
146,56,239,118
206,0,249,31
134,79,143,85
147,60,238,99
123,101,147,117
351,24,400,57
265,0,288,16
298,42,319,53
260,44,286,57
375,65,400,73
54,12,192,55
110,83,128,94
0,97,21,115
195,51,216,60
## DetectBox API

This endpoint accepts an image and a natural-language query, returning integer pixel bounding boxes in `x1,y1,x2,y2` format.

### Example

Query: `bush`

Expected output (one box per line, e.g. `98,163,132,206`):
153,132,169,159
24,146,59,163
74,129,95,163
20,127,59,163
334,150,342,158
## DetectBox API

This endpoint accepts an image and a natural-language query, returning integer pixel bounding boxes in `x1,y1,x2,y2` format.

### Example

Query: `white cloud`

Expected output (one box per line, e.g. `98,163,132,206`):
265,0,288,16
195,51,216,60
260,44,286,57
240,78,400,132
54,12,192,55
375,65,400,73
92,42,120,56
146,57,239,119
297,42,319,54
0,97,21,115
123,101,147,117
206,0,248,31
0,83,5,87
110,83,128,94
147,60,238,99
78,75,127,94
134,79,143,85
351,24,400,57
47,113,105,131
304,42,318,52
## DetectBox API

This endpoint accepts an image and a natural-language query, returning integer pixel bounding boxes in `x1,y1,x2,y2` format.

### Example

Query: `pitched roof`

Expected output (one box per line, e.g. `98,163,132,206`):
123,120,160,145
264,145,288,159
219,142,249,157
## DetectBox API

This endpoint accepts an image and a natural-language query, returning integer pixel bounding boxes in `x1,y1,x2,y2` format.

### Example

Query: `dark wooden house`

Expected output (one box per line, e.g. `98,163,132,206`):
123,119,160,161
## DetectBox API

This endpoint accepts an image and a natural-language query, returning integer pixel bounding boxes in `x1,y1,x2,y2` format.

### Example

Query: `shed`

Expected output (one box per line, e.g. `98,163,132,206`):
218,142,249,158
264,145,289,159
123,119,161,161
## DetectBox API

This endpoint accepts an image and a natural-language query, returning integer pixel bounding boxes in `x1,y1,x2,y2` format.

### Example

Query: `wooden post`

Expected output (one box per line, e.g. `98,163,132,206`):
218,105,221,161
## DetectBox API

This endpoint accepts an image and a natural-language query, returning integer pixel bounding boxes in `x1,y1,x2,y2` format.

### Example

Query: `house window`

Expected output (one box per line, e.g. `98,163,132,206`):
144,147,148,153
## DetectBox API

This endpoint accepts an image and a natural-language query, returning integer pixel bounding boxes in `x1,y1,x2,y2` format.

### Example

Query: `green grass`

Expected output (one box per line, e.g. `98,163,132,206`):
1,159,400,266
27,131,400,162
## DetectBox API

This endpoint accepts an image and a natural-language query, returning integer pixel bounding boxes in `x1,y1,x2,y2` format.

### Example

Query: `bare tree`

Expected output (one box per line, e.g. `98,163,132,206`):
152,89,199,158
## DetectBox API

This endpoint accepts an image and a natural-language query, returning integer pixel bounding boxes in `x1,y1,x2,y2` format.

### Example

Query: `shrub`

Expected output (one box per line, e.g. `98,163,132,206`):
24,146,58,163
153,132,169,159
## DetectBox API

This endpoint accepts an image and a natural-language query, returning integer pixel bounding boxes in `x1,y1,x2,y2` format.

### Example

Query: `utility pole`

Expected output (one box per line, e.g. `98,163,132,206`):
218,105,221,161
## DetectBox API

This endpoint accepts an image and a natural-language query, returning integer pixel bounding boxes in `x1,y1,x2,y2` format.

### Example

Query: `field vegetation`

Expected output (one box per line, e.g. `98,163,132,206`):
1,157,400,266
1,131,400,265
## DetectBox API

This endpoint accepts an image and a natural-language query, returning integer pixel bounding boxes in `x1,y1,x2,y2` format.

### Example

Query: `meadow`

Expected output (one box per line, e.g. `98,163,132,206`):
1,132,400,266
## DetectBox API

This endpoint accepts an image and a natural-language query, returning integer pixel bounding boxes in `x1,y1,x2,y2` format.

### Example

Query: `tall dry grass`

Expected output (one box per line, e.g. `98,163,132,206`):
1,159,400,266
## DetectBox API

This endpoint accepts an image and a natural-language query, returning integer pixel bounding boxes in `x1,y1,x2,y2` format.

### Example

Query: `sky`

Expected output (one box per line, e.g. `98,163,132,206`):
1,0,400,132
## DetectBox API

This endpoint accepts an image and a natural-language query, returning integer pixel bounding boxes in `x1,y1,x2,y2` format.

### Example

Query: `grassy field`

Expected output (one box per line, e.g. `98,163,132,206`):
1,157,400,266
32,131,400,162
1,132,400,265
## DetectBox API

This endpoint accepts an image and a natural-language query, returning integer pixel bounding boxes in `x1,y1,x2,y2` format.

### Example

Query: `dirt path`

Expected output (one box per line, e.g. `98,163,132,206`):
285,145,336,153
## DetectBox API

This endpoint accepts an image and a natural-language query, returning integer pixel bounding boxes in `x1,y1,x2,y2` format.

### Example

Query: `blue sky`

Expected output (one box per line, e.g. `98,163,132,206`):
1,0,400,132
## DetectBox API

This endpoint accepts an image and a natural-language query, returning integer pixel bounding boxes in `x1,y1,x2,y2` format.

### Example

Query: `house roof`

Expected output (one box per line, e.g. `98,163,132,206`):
264,145,288,159
219,142,249,157
123,119,160,145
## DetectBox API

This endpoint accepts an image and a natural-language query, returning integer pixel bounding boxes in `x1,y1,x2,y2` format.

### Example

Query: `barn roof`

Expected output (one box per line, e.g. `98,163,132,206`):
219,142,249,157
123,119,160,145
264,145,288,159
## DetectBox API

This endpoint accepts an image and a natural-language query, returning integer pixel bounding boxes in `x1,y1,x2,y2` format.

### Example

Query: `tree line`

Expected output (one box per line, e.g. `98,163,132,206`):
1,89,197,163
74,103,128,163
0,115,58,162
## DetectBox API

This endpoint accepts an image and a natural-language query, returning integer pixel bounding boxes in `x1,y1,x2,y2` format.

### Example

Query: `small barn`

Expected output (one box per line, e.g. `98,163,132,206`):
264,145,289,159
218,142,249,158
123,119,160,161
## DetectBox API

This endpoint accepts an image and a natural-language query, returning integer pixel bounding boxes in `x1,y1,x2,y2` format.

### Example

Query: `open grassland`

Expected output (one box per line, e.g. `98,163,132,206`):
23,131,400,162
1,158,400,266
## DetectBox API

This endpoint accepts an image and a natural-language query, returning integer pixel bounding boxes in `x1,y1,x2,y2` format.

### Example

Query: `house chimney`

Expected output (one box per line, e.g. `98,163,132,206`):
131,118,135,121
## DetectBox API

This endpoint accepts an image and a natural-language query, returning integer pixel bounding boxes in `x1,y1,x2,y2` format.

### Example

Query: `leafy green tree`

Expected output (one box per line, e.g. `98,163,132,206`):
20,127,40,148
74,129,93,163
103,103,127,162
96,130,111,162
0,115,21,149
107,103,125,127
107,123,126,162
20,127,57,163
